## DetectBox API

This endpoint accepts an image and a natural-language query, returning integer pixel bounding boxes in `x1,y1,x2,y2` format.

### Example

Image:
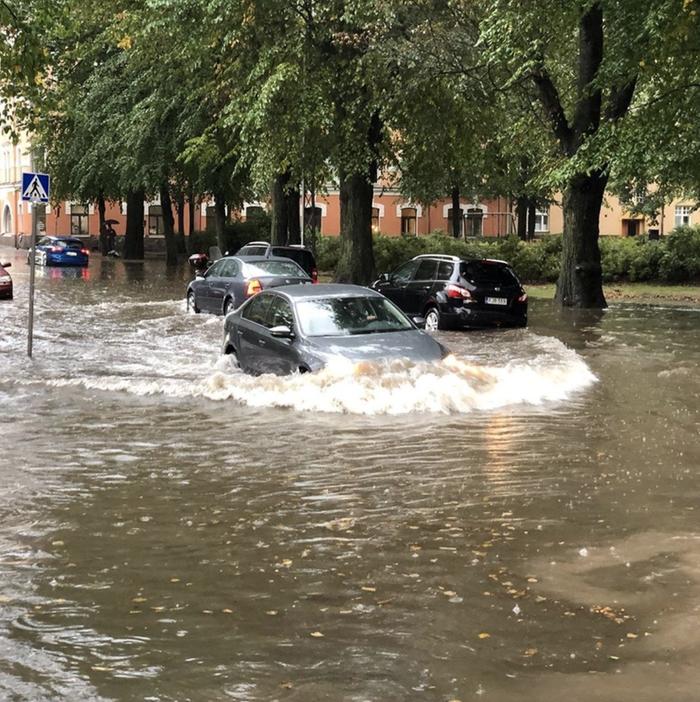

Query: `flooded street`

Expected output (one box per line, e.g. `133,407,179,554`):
0,247,699,701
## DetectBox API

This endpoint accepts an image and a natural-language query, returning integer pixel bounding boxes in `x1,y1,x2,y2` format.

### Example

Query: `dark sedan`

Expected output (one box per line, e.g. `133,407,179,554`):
186,255,311,315
28,237,90,267
0,261,12,300
222,284,450,375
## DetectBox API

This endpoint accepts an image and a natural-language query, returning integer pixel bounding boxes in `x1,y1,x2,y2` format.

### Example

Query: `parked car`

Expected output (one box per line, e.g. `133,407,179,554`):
222,284,450,375
236,241,318,283
27,237,90,267
372,254,528,330
187,255,311,315
0,261,12,300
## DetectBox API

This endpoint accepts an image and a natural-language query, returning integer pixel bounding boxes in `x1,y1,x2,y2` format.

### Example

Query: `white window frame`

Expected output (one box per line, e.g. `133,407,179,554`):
675,205,692,228
534,208,549,233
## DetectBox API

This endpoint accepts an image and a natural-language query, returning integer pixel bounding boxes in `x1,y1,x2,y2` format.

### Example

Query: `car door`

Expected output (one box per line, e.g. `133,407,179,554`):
258,295,300,375
237,293,275,374
208,259,239,313
195,260,224,311
403,259,438,314
374,259,419,311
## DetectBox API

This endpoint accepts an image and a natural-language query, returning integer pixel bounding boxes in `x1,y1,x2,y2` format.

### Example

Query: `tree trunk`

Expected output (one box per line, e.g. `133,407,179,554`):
271,172,289,245
188,184,195,236
527,200,537,241
213,189,227,254
516,196,528,241
451,185,461,238
286,185,301,245
555,171,607,307
97,192,108,255
334,172,375,285
175,190,186,254
124,188,145,260
160,184,178,265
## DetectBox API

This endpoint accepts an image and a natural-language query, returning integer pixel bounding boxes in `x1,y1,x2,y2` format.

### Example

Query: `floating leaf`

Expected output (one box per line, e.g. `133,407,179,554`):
310,631,324,638
478,632,491,639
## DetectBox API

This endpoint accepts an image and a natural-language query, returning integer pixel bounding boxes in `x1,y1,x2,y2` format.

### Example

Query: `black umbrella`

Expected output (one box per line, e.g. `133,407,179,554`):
104,219,120,225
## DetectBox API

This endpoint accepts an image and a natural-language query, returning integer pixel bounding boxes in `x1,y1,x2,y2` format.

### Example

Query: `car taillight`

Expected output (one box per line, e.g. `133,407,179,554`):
517,292,528,302
245,279,263,297
81,248,89,255
49,246,60,252
446,283,472,300
311,268,318,284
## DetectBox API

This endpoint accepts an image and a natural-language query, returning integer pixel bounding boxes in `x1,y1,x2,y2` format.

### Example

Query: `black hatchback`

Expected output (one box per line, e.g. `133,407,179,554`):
372,254,528,330
236,242,318,283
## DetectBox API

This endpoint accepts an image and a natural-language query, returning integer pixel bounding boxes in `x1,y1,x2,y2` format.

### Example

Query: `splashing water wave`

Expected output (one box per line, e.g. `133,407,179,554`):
42,339,596,415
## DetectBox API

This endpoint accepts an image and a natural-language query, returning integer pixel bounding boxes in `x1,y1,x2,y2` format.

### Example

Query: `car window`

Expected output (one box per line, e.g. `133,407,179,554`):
271,248,314,273
244,246,268,257
242,293,274,326
413,259,438,280
206,260,226,277
460,261,519,286
391,260,419,284
436,262,454,280
242,260,308,278
61,239,83,248
297,296,413,337
219,259,239,277
267,296,294,329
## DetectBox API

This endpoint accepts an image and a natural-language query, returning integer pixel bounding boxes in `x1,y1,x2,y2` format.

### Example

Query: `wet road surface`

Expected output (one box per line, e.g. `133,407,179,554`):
0,247,699,701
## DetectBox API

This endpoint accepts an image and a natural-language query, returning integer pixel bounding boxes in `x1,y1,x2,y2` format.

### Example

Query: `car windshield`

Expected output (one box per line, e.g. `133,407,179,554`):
296,296,413,337
460,261,519,286
243,260,308,278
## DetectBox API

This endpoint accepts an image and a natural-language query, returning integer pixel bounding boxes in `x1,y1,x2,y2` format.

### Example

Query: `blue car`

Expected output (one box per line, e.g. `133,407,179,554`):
28,236,90,267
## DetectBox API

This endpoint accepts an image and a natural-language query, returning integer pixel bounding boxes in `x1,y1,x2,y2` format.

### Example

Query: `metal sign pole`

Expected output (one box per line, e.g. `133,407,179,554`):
27,201,37,358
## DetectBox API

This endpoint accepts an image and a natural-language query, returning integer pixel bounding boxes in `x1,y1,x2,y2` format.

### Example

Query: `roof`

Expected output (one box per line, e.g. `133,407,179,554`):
227,255,301,264
269,283,379,299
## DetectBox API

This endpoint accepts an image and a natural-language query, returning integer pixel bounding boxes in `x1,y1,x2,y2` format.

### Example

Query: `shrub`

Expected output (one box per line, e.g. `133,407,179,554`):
302,225,700,284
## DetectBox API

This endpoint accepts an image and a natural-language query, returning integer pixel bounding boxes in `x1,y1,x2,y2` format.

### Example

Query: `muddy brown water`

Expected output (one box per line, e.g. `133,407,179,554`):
0,247,699,701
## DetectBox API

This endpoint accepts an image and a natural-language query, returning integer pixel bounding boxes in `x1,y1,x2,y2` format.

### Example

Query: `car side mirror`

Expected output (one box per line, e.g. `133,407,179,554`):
380,272,390,282
270,325,294,339
412,316,426,329
1,262,10,268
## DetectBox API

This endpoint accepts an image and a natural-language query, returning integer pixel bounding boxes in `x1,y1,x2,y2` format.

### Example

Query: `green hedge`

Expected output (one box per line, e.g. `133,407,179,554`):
189,212,272,256
316,226,700,284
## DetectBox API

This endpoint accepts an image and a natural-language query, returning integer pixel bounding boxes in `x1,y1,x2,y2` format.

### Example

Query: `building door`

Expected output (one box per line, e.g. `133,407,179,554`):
624,219,640,237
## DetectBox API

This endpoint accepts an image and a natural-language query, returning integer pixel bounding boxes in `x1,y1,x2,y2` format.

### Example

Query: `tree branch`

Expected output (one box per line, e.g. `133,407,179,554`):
607,77,637,121
531,63,574,155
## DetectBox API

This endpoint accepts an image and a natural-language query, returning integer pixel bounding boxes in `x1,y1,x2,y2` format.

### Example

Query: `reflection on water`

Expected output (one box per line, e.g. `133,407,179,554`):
0,248,699,701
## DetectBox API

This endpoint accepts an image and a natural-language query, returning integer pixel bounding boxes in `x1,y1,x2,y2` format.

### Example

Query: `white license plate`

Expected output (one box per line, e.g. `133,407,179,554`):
485,296,508,306
67,251,77,256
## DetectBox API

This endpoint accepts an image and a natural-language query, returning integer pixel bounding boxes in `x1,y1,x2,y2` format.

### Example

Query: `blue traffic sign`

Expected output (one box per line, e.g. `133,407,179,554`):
21,172,50,203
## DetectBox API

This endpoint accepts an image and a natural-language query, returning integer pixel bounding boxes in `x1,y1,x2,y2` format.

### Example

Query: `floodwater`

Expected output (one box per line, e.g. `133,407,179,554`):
0,246,698,702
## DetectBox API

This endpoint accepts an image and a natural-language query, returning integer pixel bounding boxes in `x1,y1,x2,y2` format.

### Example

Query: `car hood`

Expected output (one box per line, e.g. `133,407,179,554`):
304,330,448,364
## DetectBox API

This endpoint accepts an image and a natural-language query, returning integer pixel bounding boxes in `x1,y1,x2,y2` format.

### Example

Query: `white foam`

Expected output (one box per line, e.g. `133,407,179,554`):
40,338,596,415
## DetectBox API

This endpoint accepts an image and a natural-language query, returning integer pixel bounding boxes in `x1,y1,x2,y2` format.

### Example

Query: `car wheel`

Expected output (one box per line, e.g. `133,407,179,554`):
223,297,235,316
187,291,200,314
424,307,440,332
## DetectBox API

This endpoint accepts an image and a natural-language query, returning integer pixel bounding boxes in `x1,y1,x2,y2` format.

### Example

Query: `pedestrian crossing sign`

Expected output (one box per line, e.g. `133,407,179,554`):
21,172,50,203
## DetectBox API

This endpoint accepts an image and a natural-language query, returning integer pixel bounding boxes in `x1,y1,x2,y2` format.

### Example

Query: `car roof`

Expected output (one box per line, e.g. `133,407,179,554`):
225,255,304,264
411,254,511,266
268,283,380,300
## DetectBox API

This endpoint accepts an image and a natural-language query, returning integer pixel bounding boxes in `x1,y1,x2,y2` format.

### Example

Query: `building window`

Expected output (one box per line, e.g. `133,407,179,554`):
2,204,11,234
371,207,381,233
304,206,322,233
534,208,549,233
401,207,417,236
205,205,217,232
446,207,464,236
148,205,164,235
675,205,692,228
70,204,89,236
465,208,483,237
